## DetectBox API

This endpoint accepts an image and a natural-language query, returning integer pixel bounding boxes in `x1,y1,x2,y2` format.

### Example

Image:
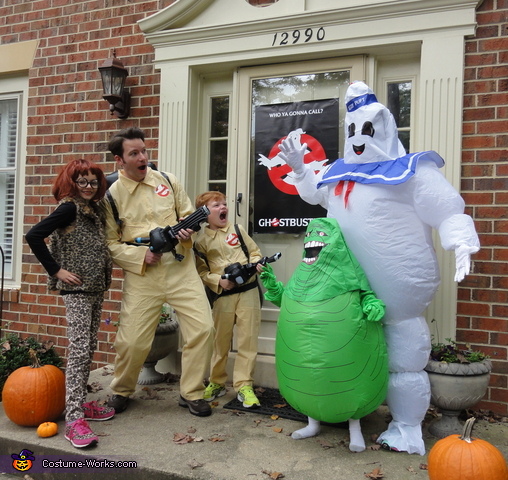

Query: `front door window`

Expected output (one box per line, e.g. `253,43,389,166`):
208,96,229,194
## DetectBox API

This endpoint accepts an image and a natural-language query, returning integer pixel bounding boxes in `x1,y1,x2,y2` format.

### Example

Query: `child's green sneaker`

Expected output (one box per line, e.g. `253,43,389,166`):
203,382,226,402
237,385,260,408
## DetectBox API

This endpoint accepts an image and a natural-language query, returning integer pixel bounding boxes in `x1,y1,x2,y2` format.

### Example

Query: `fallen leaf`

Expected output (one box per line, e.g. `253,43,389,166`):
368,444,382,451
262,469,285,479
188,427,197,434
273,403,287,409
209,436,225,442
272,427,283,433
406,466,416,474
419,464,428,470
173,432,195,444
140,387,161,400
253,419,262,427
271,414,280,420
86,381,103,393
316,438,335,449
365,467,384,479
188,459,203,469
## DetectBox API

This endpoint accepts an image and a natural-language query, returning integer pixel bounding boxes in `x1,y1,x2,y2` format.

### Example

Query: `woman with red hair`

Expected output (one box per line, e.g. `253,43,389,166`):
26,158,113,449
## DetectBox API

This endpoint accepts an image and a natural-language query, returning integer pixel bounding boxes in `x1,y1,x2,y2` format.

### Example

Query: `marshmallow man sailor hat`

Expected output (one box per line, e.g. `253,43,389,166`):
344,81,406,164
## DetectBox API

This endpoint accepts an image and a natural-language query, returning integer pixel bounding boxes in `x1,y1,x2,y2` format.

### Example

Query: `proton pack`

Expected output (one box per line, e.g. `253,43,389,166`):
222,252,281,285
134,206,210,261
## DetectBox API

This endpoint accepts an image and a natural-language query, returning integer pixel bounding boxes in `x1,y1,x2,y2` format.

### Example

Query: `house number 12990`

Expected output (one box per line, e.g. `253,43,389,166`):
272,27,325,46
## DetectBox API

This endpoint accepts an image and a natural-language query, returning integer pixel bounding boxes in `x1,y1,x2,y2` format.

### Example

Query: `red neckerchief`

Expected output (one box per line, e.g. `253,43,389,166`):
334,180,355,207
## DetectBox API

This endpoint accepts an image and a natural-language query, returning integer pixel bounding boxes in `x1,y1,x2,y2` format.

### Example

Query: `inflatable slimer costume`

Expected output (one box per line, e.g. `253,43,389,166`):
260,218,388,451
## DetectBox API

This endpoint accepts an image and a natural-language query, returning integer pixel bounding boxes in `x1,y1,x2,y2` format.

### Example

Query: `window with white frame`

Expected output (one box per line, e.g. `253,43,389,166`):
207,95,229,194
386,81,412,153
0,95,20,280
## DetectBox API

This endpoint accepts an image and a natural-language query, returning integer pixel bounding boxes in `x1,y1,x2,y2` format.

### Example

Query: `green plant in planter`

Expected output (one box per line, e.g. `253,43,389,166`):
426,338,492,439
155,303,179,334
159,303,173,324
430,338,489,364
0,333,63,400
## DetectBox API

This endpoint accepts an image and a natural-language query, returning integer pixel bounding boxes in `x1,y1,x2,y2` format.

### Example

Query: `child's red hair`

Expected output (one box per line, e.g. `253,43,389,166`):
195,191,226,209
52,159,107,202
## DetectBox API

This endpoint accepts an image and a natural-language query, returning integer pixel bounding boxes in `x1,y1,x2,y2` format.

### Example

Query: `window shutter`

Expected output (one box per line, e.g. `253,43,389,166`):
0,98,18,277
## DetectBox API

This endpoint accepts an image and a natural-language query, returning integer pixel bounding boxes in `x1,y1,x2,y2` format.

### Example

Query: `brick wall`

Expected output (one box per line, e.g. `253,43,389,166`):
0,0,175,367
1,0,507,415
460,0,508,415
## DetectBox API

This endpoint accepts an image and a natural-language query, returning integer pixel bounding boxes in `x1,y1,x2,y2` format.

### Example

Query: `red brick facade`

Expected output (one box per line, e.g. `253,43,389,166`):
459,0,508,414
1,0,506,415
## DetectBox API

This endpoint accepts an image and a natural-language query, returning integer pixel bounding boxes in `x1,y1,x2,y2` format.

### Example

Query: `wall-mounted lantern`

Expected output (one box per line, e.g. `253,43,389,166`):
98,49,130,119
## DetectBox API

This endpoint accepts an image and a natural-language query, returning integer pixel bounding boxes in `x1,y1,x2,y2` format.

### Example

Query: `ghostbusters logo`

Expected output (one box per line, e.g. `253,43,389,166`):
155,184,170,197
225,233,240,246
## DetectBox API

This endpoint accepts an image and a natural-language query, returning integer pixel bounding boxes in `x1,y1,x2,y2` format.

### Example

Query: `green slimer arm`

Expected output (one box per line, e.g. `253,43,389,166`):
360,291,386,322
260,264,284,307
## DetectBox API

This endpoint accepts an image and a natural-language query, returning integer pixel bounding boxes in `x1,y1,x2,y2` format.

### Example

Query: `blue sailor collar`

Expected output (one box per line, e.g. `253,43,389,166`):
317,151,444,187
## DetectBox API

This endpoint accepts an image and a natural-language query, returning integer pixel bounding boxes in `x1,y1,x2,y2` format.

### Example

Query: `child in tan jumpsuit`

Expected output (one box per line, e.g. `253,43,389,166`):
194,191,264,408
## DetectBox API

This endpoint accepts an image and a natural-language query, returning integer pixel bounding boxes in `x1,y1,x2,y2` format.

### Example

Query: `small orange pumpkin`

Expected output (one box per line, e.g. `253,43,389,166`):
428,417,508,480
2,349,65,427
37,421,58,438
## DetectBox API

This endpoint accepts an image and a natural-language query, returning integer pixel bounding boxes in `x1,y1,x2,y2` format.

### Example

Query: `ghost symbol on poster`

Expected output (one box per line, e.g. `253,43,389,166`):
257,128,329,194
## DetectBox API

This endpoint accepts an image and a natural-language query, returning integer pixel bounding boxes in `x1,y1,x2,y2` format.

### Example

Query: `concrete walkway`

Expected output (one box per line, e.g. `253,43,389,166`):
1,365,507,480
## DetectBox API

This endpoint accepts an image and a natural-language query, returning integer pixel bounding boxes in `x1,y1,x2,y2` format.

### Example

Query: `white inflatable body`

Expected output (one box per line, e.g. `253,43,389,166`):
280,81,480,455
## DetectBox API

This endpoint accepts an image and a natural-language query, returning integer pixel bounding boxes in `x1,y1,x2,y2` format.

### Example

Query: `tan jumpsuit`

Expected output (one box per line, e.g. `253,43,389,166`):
194,223,262,391
102,168,214,400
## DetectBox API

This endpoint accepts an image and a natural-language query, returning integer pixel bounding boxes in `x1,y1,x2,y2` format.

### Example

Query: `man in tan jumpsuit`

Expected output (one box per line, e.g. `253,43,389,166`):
102,127,214,417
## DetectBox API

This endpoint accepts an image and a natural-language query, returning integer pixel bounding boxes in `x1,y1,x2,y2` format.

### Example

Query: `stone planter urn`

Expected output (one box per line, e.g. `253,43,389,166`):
137,305,179,385
425,358,492,438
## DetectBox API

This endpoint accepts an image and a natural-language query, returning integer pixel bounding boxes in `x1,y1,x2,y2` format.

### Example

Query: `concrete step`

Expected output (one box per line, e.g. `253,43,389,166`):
1,366,507,480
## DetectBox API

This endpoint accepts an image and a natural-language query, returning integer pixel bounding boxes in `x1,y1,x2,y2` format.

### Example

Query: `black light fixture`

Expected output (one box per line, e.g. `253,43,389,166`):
98,49,130,119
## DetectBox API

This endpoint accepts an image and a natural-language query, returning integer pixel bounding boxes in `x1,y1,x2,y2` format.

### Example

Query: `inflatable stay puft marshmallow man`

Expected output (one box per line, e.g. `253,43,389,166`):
278,81,480,455
260,217,389,453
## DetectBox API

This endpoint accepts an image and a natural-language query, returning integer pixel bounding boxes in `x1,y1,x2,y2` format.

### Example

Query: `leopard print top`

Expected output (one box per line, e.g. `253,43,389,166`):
48,197,112,293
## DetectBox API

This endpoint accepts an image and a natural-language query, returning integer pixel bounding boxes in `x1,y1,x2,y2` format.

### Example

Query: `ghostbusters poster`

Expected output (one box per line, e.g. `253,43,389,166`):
253,98,338,234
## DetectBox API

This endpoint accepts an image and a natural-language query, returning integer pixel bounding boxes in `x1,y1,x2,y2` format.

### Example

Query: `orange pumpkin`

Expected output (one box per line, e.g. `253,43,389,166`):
37,421,58,438
428,417,508,480
2,349,65,427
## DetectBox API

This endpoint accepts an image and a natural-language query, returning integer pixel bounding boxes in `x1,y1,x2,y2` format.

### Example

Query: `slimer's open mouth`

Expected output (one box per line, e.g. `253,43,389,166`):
303,241,326,265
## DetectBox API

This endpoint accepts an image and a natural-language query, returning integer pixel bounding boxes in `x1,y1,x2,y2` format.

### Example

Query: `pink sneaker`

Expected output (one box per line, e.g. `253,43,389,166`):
83,400,115,421
65,418,98,448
